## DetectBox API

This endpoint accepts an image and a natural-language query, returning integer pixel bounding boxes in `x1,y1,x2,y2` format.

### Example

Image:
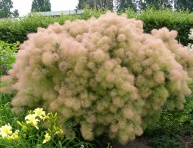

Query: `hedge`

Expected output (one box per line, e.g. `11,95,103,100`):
125,8,193,46
0,14,78,44
0,8,193,46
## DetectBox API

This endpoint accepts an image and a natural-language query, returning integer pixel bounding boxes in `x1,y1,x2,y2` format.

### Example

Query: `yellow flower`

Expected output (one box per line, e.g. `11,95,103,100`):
42,132,51,144
25,114,40,129
11,130,19,140
6,130,20,140
33,108,46,119
0,123,12,138
54,128,63,135
42,113,50,120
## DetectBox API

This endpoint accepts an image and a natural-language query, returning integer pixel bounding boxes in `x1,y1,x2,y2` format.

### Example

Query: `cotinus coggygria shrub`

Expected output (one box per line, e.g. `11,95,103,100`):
1,12,193,144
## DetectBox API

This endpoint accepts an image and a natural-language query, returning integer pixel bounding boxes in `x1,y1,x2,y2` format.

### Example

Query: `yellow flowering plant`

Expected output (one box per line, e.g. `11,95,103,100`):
0,108,63,145
25,114,40,129
42,132,51,144
0,123,19,140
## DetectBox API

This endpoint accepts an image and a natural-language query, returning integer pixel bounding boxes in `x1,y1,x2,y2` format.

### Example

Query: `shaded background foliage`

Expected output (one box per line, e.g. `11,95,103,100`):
31,0,51,12
77,0,193,12
177,0,193,12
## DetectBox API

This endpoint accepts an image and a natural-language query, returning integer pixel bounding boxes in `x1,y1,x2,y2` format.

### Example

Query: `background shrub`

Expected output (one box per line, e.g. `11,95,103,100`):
0,14,77,44
0,9,193,46
126,8,193,46
1,12,193,144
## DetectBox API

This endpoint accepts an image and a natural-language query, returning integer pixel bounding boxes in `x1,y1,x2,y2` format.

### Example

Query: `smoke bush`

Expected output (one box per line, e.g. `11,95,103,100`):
1,12,193,144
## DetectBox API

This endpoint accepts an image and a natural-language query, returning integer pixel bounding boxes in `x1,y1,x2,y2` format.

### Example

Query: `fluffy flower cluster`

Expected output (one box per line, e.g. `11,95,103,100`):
1,12,193,144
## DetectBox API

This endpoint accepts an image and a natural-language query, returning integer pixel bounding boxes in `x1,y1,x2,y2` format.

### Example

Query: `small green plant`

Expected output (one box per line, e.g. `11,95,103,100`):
0,41,19,75
149,135,182,148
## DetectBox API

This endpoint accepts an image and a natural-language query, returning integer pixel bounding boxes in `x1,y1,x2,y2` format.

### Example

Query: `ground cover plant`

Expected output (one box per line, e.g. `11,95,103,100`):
1,11,193,146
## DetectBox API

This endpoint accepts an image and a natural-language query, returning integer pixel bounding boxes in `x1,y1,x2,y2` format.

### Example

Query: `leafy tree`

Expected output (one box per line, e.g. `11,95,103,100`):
0,0,19,18
77,0,85,9
177,0,193,12
140,0,172,10
77,0,90,9
77,0,113,10
12,9,19,17
31,0,51,12
115,0,165,12
115,0,193,12
116,0,137,12
139,0,193,12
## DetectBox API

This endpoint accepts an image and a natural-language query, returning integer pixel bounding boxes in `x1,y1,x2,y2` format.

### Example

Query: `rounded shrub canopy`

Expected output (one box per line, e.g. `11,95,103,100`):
1,12,193,144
